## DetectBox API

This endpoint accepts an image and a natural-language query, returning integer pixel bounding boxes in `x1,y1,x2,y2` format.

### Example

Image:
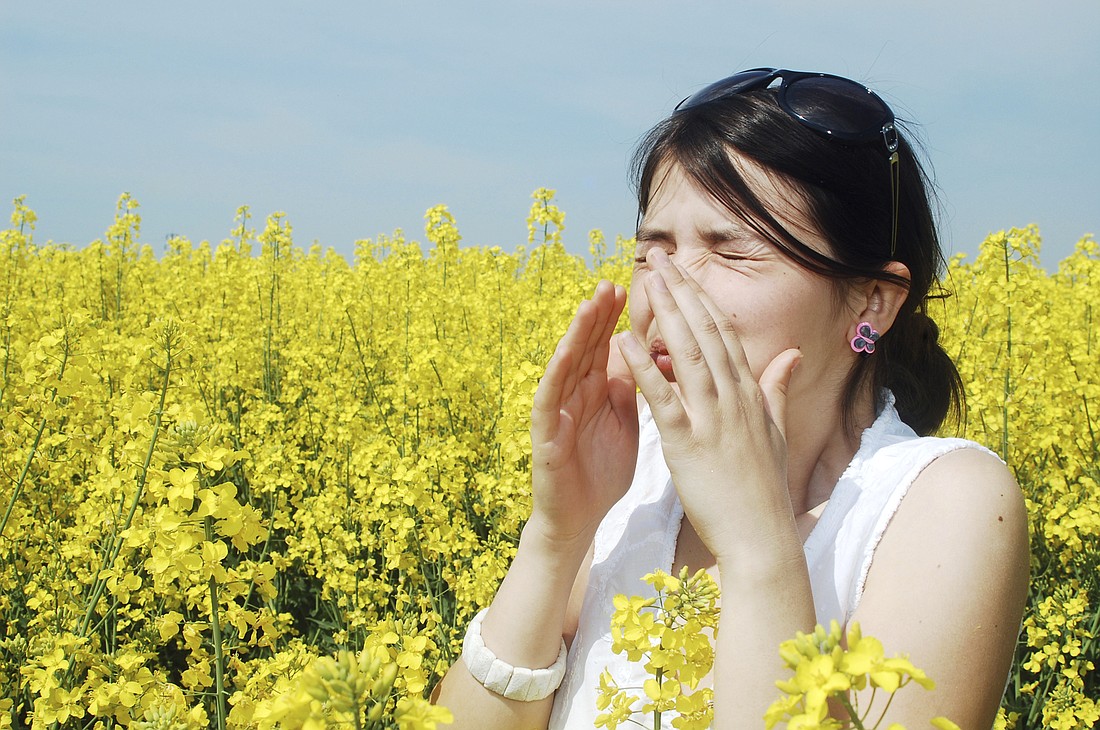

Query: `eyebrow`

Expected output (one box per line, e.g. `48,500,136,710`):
634,225,671,244
635,224,753,246
701,226,752,246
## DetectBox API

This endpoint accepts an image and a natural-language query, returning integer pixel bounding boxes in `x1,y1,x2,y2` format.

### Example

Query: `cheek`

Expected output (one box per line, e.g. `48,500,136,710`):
735,337,777,381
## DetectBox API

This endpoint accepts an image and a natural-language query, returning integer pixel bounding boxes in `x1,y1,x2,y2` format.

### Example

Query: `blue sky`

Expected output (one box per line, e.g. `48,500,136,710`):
2,1,1097,268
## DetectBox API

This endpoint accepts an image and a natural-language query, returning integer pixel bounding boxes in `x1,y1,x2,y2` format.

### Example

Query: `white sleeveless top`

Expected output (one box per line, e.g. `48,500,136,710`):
548,392,995,729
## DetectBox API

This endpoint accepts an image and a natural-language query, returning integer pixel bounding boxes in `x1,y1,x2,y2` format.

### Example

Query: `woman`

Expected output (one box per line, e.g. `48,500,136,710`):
434,68,1029,729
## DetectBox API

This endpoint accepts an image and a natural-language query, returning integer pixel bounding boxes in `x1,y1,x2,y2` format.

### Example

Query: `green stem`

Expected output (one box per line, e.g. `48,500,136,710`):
404,505,454,664
0,318,12,407
653,668,662,730
537,241,547,297
868,686,900,730
1076,602,1100,676
1027,665,1057,727
428,359,456,437
77,341,172,637
263,231,280,402
51,329,175,726
837,693,866,730
115,249,124,323
0,416,48,542
1001,237,1012,462
1081,393,1097,456
343,306,396,444
205,516,228,730
0,338,70,541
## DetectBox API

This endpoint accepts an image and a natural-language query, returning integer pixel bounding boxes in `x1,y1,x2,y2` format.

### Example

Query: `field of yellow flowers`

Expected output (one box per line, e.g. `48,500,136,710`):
0,190,1096,729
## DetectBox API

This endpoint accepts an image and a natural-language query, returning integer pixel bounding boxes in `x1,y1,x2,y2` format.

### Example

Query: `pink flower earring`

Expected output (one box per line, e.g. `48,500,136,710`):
850,322,880,354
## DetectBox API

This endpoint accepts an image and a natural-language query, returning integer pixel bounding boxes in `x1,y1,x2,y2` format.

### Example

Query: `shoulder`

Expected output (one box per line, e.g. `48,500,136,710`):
905,444,1024,531
836,434,1011,538
849,444,1030,725
870,442,1027,584
836,437,1027,615
909,445,1029,590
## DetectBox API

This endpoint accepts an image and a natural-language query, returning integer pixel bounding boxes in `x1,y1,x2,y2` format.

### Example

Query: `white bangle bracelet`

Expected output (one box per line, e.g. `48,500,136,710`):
461,608,568,702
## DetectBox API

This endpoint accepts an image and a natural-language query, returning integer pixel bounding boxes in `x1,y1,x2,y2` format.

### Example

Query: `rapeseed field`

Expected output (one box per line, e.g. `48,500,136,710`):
1,192,1096,728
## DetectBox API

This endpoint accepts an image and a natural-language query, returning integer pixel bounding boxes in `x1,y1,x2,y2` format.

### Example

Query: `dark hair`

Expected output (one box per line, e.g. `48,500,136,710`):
631,88,963,436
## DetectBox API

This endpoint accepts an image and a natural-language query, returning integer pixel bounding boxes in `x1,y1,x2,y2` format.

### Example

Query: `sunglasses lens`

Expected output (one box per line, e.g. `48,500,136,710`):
672,68,900,254
677,68,775,110
783,76,892,140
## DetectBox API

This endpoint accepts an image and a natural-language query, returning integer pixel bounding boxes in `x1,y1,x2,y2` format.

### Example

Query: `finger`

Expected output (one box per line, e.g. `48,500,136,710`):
669,260,753,381
539,281,625,424
591,284,628,376
533,297,597,424
531,351,572,448
643,252,726,399
582,281,624,376
606,335,640,432
617,330,687,430
757,348,802,439
569,280,618,388
557,287,615,400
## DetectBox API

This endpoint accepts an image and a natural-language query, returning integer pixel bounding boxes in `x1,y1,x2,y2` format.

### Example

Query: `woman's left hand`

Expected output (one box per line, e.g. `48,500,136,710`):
617,248,802,563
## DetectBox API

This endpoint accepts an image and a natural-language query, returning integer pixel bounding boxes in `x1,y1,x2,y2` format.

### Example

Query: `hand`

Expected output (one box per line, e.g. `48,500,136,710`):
617,250,801,562
528,280,640,553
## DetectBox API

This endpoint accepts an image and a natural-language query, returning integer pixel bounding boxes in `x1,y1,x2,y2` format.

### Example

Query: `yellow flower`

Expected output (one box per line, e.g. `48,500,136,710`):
1,198,1096,729
602,568,719,727
394,696,453,729
768,622,951,729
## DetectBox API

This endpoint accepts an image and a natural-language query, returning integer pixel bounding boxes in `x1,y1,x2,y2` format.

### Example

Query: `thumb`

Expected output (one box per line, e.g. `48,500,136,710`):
757,348,802,438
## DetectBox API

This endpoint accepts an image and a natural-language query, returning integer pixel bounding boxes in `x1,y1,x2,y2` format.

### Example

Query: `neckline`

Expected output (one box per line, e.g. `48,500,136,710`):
663,390,908,567
802,391,906,551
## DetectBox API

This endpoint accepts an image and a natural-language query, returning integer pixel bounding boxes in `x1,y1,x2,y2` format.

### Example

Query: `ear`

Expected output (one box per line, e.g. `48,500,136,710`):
851,261,911,338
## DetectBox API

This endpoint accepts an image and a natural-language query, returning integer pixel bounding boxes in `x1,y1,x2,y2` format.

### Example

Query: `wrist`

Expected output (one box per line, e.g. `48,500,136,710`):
701,491,802,565
520,514,596,562
714,534,807,586
475,520,590,671
462,608,568,702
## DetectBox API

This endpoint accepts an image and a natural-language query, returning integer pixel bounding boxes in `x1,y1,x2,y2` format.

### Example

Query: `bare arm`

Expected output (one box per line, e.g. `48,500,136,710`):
432,526,593,729
434,281,638,729
846,447,1030,728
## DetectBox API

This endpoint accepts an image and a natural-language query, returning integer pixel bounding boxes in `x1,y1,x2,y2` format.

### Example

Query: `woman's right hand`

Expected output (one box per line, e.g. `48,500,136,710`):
435,283,635,728
527,280,640,553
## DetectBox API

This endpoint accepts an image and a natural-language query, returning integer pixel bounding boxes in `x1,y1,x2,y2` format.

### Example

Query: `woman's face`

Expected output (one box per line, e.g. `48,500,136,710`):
629,159,857,391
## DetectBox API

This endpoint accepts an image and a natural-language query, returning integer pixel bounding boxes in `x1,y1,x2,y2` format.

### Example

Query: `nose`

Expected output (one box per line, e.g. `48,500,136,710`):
661,248,707,277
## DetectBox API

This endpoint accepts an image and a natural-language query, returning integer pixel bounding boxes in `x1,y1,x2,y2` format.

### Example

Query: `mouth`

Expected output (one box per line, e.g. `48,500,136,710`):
649,339,676,381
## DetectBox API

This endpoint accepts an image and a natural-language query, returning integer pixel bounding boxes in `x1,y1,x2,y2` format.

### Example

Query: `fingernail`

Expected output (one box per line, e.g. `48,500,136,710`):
648,271,669,293
651,248,670,267
618,332,644,355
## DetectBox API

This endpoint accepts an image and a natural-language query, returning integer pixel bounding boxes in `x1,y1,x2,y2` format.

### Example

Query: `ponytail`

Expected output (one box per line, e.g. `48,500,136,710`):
880,308,964,436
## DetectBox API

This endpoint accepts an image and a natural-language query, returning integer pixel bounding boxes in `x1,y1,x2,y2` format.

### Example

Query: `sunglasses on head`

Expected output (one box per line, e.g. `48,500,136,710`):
676,68,900,256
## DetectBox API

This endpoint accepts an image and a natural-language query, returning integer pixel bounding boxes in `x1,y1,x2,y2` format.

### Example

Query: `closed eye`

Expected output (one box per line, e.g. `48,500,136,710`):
633,234,673,265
